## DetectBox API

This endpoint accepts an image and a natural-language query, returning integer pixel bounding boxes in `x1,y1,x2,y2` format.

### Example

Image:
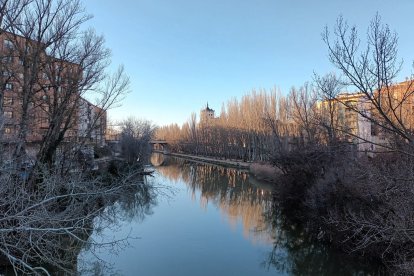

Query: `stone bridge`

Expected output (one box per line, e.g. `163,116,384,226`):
149,140,171,153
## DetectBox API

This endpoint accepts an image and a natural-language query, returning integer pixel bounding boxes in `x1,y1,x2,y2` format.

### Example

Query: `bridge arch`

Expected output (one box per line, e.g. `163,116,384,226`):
149,140,170,153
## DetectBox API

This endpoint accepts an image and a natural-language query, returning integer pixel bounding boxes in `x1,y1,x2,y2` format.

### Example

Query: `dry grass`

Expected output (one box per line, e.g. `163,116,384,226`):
250,163,282,183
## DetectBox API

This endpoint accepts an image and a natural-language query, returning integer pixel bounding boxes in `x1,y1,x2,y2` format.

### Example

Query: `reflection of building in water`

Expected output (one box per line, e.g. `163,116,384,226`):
154,156,275,245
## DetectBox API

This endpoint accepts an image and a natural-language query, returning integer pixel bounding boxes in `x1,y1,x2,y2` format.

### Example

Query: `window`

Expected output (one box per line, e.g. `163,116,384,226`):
40,117,49,128
4,111,12,118
3,97,12,106
3,39,13,49
2,56,13,63
5,83,13,90
4,126,12,134
2,71,11,77
19,58,24,66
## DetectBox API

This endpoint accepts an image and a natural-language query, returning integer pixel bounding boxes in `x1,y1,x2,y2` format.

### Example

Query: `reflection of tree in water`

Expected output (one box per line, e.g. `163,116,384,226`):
112,177,157,222
154,154,385,275
0,172,157,276
154,155,275,245
262,202,386,276
77,176,157,275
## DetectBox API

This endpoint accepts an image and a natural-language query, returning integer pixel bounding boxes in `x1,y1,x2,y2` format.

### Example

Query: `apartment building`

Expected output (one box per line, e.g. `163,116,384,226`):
0,31,106,148
319,80,414,153
78,98,107,146
335,93,375,152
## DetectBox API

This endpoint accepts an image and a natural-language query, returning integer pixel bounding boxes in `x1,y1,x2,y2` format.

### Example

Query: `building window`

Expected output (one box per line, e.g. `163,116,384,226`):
40,117,49,128
4,126,13,134
3,97,12,106
5,83,13,90
3,39,13,49
4,111,13,118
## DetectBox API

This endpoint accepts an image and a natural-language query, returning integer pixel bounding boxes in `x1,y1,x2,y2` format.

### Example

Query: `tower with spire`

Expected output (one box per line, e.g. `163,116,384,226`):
200,102,215,123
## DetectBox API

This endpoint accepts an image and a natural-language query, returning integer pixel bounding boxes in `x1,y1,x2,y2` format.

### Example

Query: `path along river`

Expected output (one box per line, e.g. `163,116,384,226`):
79,153,382,275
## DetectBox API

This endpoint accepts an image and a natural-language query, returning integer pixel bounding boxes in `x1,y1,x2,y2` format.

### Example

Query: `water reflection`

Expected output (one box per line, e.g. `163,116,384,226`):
0,169,157,276
152,153,383,275
152,153,274,246
263,203,386,275
77,176,157,275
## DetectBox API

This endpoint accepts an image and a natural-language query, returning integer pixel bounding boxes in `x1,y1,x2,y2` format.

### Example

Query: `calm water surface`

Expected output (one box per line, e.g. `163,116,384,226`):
79,153,381,275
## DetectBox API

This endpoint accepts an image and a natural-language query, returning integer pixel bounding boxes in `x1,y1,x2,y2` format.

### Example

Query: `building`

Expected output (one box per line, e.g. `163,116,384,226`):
78,98,107,146
336,93,373,152
0,31,107,153
200,103,215,124
318,80,414,153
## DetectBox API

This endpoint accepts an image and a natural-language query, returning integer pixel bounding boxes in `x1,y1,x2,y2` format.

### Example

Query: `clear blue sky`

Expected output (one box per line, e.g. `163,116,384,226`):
82,0,414,126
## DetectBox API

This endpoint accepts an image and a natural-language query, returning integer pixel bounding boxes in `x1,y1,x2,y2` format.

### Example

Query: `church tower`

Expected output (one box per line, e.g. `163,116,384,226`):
200,103,215,123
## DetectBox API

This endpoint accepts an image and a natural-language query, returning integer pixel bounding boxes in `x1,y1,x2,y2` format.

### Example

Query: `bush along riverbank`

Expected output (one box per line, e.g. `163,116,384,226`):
271,142,414,275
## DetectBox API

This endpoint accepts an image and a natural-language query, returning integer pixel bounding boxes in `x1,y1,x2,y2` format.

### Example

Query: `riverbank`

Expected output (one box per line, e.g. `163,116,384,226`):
159,151,250,169
270,146,408,274
81,153,382,275
154,150,282,183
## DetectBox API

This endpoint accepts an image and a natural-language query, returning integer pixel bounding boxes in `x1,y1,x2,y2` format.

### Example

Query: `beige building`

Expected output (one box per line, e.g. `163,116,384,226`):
318,80,414,153
200,103,215,124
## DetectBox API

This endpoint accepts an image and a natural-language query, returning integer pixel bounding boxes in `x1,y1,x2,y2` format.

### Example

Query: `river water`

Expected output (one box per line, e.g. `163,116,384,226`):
78,153,382,275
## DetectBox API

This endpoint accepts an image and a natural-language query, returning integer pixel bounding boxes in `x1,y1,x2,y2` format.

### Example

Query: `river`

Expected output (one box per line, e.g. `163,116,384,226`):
78,153,383,275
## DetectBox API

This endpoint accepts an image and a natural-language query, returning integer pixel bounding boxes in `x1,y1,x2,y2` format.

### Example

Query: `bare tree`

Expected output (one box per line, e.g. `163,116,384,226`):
0,0,130,171
155,89,297,162
0,1,158,274
119,117,156,164
0,161,155,275
288,83,318,145
314,72,343,144
323,14,414,150
0,0,32,33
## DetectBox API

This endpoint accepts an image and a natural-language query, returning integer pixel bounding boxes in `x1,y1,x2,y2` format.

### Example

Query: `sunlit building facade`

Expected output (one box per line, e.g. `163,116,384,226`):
0,31,106,146
318,80,414,153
